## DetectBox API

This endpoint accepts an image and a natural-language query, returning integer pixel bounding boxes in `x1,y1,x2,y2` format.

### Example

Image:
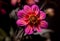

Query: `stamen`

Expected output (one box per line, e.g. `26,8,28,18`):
29,15,38,25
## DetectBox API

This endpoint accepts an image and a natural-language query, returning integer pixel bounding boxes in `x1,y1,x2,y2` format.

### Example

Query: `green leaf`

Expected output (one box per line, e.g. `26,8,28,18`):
0,28,7,41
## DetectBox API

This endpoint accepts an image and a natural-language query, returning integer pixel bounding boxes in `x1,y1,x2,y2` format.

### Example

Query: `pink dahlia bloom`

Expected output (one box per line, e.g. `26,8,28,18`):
16,5,48,34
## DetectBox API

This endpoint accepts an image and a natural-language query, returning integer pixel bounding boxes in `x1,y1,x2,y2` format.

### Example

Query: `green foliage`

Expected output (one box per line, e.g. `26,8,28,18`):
0,28,7,41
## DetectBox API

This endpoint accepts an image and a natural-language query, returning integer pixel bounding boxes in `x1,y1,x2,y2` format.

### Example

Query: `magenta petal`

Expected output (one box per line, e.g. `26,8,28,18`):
40,20,48,28
40,11,46,20
17,10,25,19
32,5,39,15
36,27,42,32
23,5,31,13
16,19,28,26
25,25,33,34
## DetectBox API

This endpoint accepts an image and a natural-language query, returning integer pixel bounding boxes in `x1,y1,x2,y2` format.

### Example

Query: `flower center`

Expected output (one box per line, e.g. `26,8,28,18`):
29,15,38,25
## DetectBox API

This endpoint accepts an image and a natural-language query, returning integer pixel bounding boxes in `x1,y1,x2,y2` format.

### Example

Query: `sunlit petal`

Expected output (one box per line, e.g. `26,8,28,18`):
40,20,48,28
32,5,39,15
17,10,25,19
23,5,31,13
36,26,42,32
16,19,28,26
25,25,33,34
40,11,46,20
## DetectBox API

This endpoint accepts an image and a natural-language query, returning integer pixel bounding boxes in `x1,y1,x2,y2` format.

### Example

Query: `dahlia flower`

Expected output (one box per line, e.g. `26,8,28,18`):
16,5,48,35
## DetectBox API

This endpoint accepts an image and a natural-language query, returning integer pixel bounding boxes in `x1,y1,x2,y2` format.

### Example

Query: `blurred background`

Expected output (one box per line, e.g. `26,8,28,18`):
0,0,60,41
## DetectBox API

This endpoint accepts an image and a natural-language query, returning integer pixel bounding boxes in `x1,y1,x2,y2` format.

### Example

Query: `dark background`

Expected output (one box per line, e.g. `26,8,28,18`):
0,0,60,41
